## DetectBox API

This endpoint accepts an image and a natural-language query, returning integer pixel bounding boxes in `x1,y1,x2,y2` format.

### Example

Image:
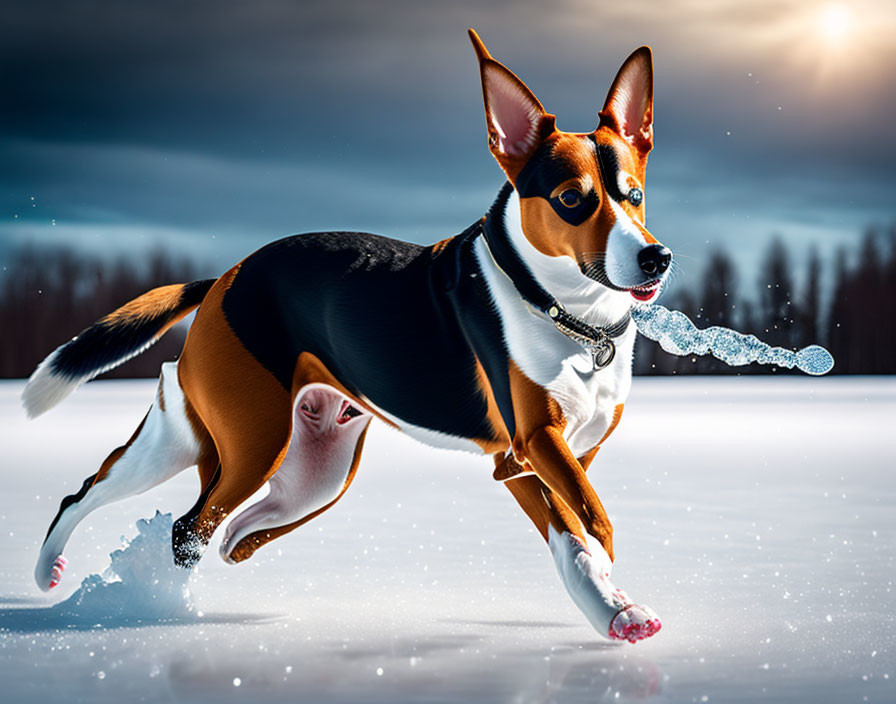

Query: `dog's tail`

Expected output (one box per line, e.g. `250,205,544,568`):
22,279,216,418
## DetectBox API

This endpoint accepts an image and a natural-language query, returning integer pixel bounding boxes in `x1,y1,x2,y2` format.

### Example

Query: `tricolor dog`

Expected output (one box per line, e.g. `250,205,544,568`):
24,31,672,643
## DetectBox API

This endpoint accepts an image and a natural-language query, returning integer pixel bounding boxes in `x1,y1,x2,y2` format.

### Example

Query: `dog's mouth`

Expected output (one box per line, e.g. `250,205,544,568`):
628,280,663,303
579,260,665,303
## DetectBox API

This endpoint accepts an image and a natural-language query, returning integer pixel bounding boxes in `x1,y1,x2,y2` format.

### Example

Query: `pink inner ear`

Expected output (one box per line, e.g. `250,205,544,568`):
487,74,541,157
624,77,649,137
611,59,651,141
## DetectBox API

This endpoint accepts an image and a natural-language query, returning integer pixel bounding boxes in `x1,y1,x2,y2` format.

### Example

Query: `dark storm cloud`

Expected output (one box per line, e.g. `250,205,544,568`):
2,0,894,286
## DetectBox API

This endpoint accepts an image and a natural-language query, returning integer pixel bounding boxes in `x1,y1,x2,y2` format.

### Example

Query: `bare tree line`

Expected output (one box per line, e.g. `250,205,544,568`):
0,246,204,378
0,228,893,379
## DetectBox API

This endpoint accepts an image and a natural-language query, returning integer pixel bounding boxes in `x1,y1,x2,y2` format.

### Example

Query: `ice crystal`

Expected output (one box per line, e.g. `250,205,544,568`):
631,304,834,375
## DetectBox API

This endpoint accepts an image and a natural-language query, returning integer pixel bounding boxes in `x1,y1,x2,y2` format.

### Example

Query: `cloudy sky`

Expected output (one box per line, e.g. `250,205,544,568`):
2,0,894,294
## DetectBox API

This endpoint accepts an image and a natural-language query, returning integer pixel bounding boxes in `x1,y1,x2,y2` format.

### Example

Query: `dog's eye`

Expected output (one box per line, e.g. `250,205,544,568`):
628,187,644,207
558,188,582,208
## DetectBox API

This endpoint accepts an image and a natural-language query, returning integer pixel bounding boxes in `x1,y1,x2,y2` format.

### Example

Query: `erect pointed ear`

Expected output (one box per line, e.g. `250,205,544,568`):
598,46,654,153
468,29,556,179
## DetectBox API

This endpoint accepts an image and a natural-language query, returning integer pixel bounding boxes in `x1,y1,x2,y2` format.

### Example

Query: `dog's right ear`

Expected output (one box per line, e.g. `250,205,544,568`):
468,29,556,182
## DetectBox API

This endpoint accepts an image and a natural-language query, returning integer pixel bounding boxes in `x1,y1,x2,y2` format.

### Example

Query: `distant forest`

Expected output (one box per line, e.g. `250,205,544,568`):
0,246,202,379
1,227,894,379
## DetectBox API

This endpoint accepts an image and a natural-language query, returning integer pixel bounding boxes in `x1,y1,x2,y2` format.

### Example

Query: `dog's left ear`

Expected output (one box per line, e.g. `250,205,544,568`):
468,29,556,180
598,47,654,153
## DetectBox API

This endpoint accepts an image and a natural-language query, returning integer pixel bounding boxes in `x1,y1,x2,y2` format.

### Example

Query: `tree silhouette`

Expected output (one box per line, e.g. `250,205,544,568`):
695,249,739,373
827,246,852,373
700,250,738,329
757,237,797,353
0,246,209,379
798,246,822,350
883,226,896,373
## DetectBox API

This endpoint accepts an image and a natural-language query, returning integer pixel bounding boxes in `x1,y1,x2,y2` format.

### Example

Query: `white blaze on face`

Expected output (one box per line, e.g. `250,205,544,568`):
604,199,651,289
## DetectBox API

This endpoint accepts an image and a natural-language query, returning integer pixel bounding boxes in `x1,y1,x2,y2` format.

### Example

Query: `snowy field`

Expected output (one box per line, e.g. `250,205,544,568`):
0,376,893,703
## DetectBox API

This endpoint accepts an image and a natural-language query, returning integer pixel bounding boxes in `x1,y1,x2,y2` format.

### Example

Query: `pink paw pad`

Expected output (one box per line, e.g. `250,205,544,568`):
608,603,662,643
48,555,67,589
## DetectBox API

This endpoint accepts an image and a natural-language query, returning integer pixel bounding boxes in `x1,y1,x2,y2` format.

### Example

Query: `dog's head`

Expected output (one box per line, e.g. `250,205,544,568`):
470,30,671,303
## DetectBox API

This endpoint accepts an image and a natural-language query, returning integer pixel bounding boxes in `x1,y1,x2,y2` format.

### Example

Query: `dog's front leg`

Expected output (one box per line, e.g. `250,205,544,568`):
505,472,663,643
516,425,615,561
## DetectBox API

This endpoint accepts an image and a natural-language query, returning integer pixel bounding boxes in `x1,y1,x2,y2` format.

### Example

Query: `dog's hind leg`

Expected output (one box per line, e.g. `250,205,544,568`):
218,385,372,564
169,390,294,568
35,363,211,591
169,275,296,569
503,472,662,643
170,428,291,569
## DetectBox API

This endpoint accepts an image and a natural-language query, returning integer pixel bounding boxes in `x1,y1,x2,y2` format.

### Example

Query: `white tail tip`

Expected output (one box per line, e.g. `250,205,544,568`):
21,349,83,419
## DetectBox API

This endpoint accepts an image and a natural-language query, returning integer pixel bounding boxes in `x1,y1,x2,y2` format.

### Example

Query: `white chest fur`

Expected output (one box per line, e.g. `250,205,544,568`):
547,328,634,458
473,191,635,458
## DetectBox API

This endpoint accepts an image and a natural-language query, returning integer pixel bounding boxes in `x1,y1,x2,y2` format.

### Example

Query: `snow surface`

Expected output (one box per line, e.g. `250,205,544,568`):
0,377,893,703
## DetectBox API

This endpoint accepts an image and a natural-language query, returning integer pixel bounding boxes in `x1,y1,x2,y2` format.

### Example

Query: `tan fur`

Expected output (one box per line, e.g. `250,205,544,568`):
505,474,587,544
473,360,511,453
183,395,219,493
492,452,526,482
598,403,625,446
102,283,195,336
177,266,294,546
507,361,615,560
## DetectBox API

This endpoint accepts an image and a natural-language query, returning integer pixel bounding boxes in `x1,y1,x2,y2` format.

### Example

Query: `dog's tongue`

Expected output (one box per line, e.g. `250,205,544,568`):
631,304,834,375
630,288,657,302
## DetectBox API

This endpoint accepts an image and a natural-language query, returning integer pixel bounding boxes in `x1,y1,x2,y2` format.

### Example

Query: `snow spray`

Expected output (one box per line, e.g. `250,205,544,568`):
631,304,834,375
54,511,196,623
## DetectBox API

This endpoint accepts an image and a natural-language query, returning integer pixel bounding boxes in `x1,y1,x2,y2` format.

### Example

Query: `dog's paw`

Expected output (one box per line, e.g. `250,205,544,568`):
49,555,68,588
608,603,662,643
221,535,262,564
36,554,68,591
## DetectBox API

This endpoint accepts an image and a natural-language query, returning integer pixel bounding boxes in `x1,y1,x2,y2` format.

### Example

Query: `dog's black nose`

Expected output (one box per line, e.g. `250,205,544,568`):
637,244,672,277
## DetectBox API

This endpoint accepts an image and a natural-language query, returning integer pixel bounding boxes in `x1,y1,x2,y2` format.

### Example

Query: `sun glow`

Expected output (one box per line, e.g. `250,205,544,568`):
788,1,867,89
817,3,853,44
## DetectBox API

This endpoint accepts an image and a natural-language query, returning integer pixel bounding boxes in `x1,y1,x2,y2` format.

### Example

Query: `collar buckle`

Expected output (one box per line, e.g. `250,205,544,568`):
591,340,616,370
552,313,618,370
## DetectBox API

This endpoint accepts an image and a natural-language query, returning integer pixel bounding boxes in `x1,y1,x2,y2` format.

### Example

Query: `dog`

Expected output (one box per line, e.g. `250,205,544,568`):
23,30,672,643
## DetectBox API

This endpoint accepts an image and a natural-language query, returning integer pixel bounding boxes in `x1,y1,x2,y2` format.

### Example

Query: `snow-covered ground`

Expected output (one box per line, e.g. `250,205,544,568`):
0,377,893,703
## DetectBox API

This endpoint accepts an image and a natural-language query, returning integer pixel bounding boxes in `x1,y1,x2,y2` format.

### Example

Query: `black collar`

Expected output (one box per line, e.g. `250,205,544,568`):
477,183,631,370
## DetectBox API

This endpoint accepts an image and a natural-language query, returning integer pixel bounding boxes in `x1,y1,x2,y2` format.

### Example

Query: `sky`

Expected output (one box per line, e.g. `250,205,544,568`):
2,0,895,296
